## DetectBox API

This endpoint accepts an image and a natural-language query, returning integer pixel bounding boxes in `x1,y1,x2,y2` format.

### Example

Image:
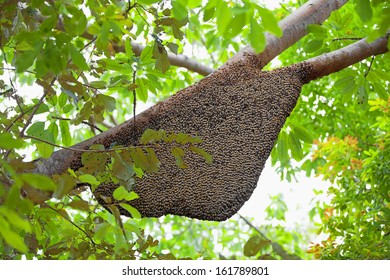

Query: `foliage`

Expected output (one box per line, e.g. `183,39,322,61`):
307,98,390,259
0,0,389,260
271,0,390,259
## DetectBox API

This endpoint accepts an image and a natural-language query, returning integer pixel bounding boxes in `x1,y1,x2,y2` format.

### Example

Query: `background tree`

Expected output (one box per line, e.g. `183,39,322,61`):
0,0,389,259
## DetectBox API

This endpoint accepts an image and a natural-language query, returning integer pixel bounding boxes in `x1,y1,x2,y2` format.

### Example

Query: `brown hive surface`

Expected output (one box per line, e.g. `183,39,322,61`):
93,60,311,221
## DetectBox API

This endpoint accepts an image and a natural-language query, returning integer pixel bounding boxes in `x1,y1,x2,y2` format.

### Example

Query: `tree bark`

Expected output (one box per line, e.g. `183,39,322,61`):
302,35,389,82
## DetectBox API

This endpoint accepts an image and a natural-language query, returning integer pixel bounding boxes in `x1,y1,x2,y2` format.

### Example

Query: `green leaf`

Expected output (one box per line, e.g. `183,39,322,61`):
226,12,247,39
154,43,170,73
48,121,59,140
172,0,188,21
69,45,89,71
39,15,57,34
288,132,303,161
167,42,179,54
119,203,141,219
277,132,289,163
53,173,76,198
372,83,388,99
243,236,270,257
96,94,116,112
139,129,164,144
67,200,90,211
0,207,31,233
304,39,323,53
21,173,57,191
140,45,154,63
124,222,141,236
14,39,44,73
249,19,266,53
113,186,139,201
203,7,215,22
171,147,187,168
0,216,28,253
307,24,327,39
143,148,160,173
356,85,367,105
63,7,87,36
258,7,282,37
59,120,71,146
216,1,232,35
89,80,107,89
290,123,314,144
36,142,54,158
26,122,55,157
78,174,100,186
26,121,45,138
188,146,213,164
136,78,148,102
334,75,357,100
35,102,50,115
0,132,24,150
130,147,159,173
125,38,134,57
355,0,373,22
175,132,196,144
112,152,135,189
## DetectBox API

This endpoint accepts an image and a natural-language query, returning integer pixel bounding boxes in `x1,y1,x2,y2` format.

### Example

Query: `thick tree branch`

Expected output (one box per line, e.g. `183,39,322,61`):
221,0,349,70
302,34,389,82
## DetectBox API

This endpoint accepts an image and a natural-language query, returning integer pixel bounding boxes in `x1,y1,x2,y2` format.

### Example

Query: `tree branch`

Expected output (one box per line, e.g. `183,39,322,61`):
302,34,389,82
221,0,350,70
118,42,215,76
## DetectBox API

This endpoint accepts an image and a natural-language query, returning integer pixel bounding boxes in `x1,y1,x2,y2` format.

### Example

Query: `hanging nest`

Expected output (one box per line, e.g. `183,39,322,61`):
90,58,313,221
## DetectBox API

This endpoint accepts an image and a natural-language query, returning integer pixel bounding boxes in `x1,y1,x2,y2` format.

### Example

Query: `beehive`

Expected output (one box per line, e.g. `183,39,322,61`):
91,57,313,221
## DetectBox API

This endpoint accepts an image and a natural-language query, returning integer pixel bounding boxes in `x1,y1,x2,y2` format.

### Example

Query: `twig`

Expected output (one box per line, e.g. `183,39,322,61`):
44,203,97,247
332,37,363,41
18,86,49,138
364,55,375,78
135,6,151,28
3,86,50,160
1,47,16,91
81,37,97,51
109,114,118,126
51,116,103,133
124,0,136,14
4,105,33,133
23,135,156,153
237,213,302,260
238,213,269,240
132,69,137,142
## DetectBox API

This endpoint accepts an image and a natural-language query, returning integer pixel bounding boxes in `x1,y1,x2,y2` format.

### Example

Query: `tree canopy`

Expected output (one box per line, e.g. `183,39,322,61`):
0,0,389,260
